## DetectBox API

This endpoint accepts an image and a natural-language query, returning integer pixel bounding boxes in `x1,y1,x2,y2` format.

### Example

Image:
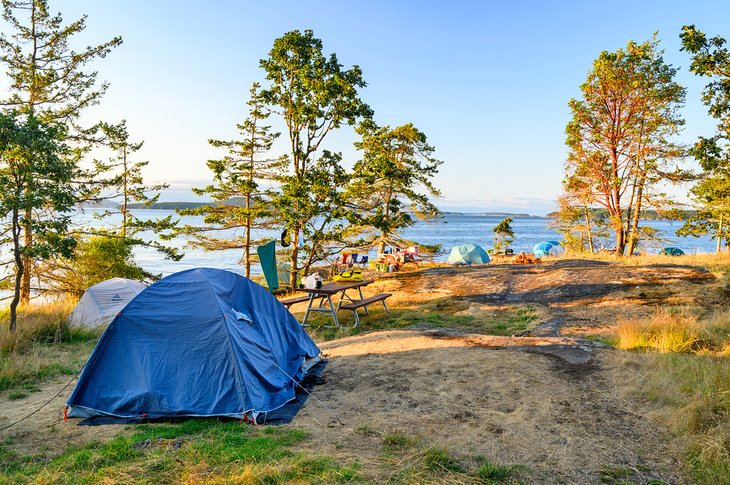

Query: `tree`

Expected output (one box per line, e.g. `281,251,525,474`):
91,121,180,260
178,83,283,277
677,26,730,250
492,217,514,254
0,0,121,303
350,122,442,253
260,29,372,286
43,235,151,297
563,36,686,255
0,112,75,332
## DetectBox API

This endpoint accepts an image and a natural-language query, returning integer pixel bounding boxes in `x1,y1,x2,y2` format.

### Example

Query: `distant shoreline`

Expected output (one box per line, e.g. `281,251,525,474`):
120,202,546,218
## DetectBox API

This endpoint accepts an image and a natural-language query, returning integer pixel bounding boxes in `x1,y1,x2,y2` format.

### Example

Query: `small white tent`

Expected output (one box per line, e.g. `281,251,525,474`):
69,278,147,328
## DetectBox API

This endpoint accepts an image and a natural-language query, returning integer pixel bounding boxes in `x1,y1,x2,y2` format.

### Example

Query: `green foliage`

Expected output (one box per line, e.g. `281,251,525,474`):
0,420,359,483
90,121,180,261
0,112,76,331
0,0,122,304
260,29,372,285
492,217,514,253
46,235,153,297
0,0,122,125
350,122,442,252
563,35,687,256
179,83,283,277
678,26,730,250
477,459,520,483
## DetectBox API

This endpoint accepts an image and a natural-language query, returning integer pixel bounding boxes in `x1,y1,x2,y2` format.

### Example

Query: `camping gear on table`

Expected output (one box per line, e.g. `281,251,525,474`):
302,273,322,289
256,240,279,291
333,269,364,282
447,244,490,265
661,247,685,256
66,268,320,423
68,278,147,328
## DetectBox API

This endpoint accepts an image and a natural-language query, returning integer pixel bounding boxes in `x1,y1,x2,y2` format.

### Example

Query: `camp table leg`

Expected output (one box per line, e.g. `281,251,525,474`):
301,293,316,326
327,294,340,327
357,286,369,315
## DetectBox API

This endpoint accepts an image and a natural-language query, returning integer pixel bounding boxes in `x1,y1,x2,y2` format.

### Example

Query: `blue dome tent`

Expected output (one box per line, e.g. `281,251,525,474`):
66,268,320,423
447,244,490,265
533,241,564,258
660,247,685,256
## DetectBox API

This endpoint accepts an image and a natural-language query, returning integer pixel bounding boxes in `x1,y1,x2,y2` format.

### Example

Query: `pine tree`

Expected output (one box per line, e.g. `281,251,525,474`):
0,112,75,332
179,83,282,277
350,122,442,253
92,121,180,259
677,26,730,249
0,0,121,302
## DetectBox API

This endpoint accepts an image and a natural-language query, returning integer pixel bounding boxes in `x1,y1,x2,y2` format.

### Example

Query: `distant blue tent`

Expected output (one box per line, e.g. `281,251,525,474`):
661,247,685,256
66,268,320,422
447,244,490,265
533,241,564,258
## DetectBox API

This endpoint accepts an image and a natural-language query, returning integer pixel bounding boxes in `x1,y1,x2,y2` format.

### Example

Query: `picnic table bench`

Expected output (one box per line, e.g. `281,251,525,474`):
339,292,392,326
280,295,317,308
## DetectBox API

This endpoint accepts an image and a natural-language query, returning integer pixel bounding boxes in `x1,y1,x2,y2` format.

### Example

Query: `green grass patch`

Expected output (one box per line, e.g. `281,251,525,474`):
477,458,522,483
303,301,539,342
0,419,359,484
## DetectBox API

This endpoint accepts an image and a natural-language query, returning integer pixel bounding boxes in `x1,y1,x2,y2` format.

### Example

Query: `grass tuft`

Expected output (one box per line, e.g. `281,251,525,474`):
0,300,100,396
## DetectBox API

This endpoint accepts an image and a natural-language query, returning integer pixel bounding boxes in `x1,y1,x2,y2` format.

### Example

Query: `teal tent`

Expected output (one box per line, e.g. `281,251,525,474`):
447,244,490,265
257,240,279,291
661,247,685,256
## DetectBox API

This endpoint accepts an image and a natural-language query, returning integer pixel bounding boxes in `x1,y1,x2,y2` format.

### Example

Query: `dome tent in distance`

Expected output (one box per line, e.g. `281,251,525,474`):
68,278,147,328
66,268,320,422
447,244,490,265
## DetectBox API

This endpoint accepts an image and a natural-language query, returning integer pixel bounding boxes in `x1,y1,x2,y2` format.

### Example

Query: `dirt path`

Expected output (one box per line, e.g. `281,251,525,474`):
0,376,124,459
293,330,686,483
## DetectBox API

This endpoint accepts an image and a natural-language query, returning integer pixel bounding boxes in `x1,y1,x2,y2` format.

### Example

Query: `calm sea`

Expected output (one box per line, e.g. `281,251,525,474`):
102,209,714,278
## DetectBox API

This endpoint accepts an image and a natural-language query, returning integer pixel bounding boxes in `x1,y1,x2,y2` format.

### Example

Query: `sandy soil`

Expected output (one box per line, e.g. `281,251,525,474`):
0,376,126,459
2,259,719,482
291,330,686,483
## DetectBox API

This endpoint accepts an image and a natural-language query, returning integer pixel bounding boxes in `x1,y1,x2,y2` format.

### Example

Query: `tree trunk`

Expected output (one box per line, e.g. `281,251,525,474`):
10,208,23,333
121,146,128,240
244,194,251,278
717,215,723,253
19,211,32,304
289,225,299,287
583,206,594,253
626,170,647,257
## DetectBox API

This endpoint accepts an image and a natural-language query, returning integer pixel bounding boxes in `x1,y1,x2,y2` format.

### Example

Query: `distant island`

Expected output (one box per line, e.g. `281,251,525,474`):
126,203,544,218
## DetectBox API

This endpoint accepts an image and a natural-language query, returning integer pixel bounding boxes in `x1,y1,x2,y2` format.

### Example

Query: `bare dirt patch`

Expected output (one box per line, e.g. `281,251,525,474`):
293,330,687,483
0,376,127,458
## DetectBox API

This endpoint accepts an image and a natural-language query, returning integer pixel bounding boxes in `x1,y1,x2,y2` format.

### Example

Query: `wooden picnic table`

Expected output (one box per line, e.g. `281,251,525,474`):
295,279,374,327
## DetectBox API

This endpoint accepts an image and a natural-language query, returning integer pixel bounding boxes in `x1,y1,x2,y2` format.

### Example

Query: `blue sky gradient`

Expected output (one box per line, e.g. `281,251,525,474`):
2,1,729,214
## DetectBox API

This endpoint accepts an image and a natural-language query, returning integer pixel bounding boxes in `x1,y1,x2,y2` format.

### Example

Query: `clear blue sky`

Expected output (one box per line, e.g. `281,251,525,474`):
4,1,730,215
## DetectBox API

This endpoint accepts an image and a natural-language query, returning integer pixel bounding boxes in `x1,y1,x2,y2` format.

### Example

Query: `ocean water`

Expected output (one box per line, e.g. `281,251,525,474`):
0,209,716,286
117,210,714,277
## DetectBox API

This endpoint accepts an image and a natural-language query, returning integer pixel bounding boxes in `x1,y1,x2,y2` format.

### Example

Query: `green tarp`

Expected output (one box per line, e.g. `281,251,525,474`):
257,240,279,291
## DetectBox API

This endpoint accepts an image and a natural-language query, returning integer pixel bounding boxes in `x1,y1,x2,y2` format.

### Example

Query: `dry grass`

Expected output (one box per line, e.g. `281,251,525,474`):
616,307,730,354
0,300,99,397
618,306,730,483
